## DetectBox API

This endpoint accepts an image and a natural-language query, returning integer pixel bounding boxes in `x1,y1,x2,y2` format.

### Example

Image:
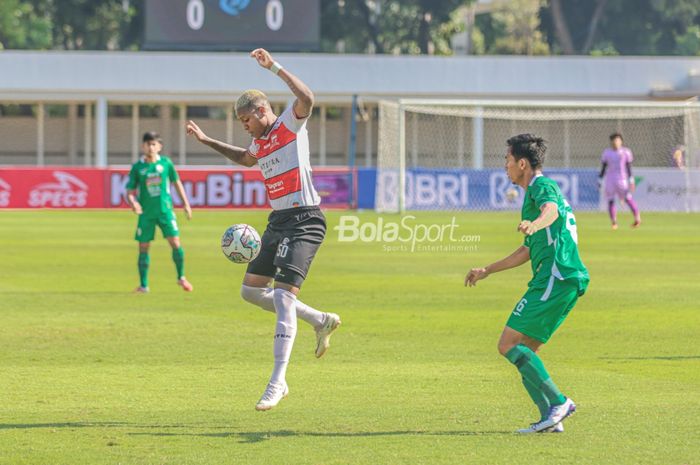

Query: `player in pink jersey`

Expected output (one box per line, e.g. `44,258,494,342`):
598,133,641,229
186,49,341,411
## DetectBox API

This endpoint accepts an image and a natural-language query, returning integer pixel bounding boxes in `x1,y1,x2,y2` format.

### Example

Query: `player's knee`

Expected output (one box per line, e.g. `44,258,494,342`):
498,340,514,357
240,284,264,305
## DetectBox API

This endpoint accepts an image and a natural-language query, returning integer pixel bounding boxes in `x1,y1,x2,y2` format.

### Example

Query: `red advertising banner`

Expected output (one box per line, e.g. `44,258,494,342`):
0,167,354,209
0,168,106,208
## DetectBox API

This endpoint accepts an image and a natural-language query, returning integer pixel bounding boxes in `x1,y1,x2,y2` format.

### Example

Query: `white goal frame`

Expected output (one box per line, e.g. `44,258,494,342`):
378,98,700,213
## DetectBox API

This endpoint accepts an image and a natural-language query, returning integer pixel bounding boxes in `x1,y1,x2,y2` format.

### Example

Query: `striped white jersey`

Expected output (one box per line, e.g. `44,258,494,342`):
247,106,321,210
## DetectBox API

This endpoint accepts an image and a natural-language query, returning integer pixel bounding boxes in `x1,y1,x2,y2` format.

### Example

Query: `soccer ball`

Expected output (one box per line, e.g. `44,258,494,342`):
221,224,262,264
506,187,520,202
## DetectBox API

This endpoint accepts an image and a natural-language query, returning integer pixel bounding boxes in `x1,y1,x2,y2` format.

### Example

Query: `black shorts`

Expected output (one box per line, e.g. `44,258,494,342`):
246,206,326,288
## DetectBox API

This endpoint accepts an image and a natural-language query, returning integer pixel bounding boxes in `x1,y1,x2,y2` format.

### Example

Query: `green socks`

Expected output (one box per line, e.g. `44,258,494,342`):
172,247,185,280
506,344,566,407
138,252,150,288
139,248,184,287
521,376,550,421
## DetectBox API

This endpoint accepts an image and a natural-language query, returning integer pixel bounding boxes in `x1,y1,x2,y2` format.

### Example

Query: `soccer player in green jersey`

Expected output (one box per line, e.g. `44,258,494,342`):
126,132,194,293
466,134,589,434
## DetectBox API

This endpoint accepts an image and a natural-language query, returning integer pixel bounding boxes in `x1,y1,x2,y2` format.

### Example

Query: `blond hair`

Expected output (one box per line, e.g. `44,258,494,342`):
235,89,269,117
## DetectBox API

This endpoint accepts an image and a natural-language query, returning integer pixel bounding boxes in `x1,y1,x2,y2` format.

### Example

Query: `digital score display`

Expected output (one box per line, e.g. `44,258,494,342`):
144,0,320,51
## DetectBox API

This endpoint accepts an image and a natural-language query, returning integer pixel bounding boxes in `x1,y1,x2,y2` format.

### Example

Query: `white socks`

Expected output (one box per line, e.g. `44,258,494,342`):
240,285,325,327
270,288,297,385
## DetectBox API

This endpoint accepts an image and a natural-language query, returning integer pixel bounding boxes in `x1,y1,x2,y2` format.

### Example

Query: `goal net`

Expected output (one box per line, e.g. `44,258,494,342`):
376,100,700,212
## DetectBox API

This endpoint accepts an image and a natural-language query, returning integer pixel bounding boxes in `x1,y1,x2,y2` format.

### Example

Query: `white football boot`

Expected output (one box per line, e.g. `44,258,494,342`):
549,422,565,433
516,398,576,433
255,382,289,411
315,313,341,358
516,421,565,434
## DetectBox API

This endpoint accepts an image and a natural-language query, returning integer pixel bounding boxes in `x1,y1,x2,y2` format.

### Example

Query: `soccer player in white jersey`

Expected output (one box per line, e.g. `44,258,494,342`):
186,48,341,411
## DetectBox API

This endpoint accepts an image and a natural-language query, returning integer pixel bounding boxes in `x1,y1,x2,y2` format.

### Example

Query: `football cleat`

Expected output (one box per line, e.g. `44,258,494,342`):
134,286,149,294
177,277,193,292
315,313,341,358
548,422,565,433
255,382,289,411
516,398,576,433
516,421,563,434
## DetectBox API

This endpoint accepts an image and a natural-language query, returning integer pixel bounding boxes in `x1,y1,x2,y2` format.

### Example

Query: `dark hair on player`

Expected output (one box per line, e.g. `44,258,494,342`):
507,133,547,170
142,131,162,143
609,132,623,141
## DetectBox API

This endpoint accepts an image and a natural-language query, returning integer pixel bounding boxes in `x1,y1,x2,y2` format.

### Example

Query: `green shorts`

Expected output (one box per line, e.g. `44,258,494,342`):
506,278,580,343
135,212,179,242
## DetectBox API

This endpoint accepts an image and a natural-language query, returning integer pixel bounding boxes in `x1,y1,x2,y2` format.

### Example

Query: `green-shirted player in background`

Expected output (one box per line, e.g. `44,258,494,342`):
126,131,194,293
466,134,589,434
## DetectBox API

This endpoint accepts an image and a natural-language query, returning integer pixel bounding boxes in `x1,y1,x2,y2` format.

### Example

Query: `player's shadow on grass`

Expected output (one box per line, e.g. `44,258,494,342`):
129,429,513,443
599,355,700,361
0,423,512,442
0,422,128,430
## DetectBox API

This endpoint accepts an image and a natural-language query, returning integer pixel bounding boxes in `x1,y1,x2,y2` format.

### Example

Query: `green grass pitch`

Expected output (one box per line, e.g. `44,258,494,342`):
0,210,698,465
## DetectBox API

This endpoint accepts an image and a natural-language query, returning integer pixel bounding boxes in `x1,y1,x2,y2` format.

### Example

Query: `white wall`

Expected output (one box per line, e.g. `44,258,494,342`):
0,104,371,167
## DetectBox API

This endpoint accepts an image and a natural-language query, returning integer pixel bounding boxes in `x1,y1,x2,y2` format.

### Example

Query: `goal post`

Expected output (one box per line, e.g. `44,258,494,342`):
376,99,700,213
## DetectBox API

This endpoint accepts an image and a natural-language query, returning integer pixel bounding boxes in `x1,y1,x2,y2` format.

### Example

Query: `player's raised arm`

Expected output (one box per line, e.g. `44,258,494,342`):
250,48,314,118
185,120,257,167
465,245,530,287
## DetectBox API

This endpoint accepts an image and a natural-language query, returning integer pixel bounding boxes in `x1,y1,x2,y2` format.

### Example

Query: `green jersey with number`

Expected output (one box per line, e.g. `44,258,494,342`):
522,175,589,295
126,155,179,218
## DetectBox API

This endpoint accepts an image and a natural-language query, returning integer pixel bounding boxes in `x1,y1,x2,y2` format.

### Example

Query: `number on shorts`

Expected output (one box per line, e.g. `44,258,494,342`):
276,237,289,258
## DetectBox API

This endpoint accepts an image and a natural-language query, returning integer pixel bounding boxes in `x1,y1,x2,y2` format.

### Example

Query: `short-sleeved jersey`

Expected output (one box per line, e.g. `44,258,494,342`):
601,147,633,188
247,106,321,210
522,175,589,295
126,155,179,218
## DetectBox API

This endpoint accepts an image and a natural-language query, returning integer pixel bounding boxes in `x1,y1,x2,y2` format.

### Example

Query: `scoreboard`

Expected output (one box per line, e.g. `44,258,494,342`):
144,0,320,51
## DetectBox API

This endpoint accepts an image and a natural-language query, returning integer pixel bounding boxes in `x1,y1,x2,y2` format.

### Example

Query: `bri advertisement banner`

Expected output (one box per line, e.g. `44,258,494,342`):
0,168,354,209
375,168,601,211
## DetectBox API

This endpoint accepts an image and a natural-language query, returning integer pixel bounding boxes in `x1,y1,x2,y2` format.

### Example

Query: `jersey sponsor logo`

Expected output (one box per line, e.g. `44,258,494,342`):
146,172,164,197
265,168,301,200
0,177,11,207
28,171,89,207
219,0,250,16
259,155,281,176
254,123,297,159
